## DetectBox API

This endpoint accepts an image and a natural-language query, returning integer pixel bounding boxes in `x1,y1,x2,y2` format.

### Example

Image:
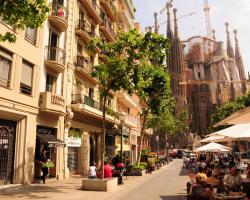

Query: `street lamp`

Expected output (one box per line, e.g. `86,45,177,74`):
155,135,159,163
119,111,126,163
165,134,169,164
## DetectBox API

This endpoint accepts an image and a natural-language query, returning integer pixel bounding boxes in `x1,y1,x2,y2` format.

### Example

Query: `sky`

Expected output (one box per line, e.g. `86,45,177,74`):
133,0,250,74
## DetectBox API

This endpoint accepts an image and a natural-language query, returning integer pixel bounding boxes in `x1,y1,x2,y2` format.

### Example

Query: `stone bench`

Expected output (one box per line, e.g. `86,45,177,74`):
82,177,118,191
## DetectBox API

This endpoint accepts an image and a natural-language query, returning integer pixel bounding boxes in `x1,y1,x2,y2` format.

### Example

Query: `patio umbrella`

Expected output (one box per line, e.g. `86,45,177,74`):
210,124,250,139
200,134,230,143
195,142,231,153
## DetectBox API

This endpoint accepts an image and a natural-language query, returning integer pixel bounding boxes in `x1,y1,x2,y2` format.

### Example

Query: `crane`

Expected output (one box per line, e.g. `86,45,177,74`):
150,12,196,29
159,0,173,15
179,80,250,85
204,0,212,39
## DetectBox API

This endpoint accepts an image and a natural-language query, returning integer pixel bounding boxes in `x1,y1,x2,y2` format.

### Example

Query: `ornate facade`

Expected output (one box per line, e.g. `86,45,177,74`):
166,4,248,142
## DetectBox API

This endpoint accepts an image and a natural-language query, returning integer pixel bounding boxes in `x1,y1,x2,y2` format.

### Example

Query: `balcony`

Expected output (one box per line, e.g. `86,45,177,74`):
100,18,116,41
117,92,138,108
100,0,116,22
44,46,66,73
74,56,93,77
125,114,138,128
72,94,100,110
75,20,96,43
71,94,118,122
39,92,65,115
48,3,68,32
79,0,102,24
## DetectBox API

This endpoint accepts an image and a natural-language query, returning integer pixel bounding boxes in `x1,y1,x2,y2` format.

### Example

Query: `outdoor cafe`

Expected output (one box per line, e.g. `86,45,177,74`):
186,121,250,200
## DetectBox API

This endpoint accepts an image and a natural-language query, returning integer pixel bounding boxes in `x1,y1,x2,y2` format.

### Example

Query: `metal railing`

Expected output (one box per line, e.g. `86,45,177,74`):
20,83,32,96
75,56,92,73
50,3,68,19
92,0,101,16
44,46,66,65
77,20,91,33
71,94,100,110
101,17,116,39
0,76,10,89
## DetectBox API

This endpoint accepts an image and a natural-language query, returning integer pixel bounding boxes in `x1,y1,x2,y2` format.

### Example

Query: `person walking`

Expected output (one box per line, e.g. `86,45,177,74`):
40,149,49,184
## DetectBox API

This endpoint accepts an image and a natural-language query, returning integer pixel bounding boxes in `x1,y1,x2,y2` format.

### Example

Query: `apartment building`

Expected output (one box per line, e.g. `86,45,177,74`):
0,0,68,184
0,0,152,184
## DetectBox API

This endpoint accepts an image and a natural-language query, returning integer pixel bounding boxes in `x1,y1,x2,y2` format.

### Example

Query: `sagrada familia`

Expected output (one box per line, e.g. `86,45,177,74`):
164,3,248,147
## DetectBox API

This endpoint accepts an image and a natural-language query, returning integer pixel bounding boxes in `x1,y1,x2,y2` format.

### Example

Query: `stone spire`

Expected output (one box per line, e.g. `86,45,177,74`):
173,8,179,39
212,29,216,40
166,3,174,73
225,22,235,58
154,12,159,34
234,29,247,93
167,3,174,40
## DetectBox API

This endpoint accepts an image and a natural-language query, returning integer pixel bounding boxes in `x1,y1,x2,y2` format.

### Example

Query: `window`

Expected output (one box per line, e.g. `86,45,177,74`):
20,61,33,96
107,99,112,107
0,48,12,88
25,27,37,44
90,55,95,66
46,73,57,93
89,88,94,99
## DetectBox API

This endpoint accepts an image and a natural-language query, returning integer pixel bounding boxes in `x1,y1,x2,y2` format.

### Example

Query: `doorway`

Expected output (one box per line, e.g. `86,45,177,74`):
0,119,17,185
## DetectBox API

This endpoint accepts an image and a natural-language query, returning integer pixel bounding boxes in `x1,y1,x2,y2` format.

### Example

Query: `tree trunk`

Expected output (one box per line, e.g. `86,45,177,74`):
101,95,107,179
136,113,148,165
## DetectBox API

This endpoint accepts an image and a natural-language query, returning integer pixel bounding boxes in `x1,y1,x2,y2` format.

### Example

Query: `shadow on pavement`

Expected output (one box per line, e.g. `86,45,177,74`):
0,184,67,199
179,167,188,176
160,195,187,200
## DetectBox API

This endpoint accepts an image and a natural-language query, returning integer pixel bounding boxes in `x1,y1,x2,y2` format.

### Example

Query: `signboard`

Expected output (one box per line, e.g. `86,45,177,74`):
67,128,81,147
67,136,81,147
37,125,56,135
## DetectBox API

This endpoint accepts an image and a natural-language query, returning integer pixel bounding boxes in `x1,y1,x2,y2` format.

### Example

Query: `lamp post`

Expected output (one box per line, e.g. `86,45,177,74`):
120,112,126,163
155,135,159,163
165,134,169,164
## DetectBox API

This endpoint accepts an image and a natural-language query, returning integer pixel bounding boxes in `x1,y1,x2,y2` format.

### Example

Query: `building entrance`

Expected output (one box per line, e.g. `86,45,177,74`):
0,119,16,185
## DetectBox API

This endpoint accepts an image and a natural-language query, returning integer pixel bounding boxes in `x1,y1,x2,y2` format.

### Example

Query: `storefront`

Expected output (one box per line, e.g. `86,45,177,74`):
34,125,65,180
67,128,81,174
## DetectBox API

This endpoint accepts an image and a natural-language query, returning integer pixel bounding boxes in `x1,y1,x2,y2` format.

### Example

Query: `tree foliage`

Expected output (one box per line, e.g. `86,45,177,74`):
88,29,177,166
211,92,250,130
0,0,50,42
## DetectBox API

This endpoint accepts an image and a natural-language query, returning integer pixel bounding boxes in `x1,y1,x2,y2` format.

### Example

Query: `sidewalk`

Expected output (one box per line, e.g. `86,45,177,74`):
0,161,178,200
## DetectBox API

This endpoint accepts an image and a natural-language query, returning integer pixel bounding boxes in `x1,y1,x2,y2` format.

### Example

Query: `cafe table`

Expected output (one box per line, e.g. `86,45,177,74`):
214,192,246,200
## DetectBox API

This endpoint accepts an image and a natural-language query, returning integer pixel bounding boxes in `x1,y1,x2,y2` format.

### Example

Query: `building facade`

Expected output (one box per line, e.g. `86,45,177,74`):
166,3,248,145
0,0,154,185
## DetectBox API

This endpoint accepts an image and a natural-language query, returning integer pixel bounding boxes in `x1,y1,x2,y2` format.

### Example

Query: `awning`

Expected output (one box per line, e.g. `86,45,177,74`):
209,124,250,139
37,134,65,147
214,106,250,127
200,134,230,143
194,142,231,152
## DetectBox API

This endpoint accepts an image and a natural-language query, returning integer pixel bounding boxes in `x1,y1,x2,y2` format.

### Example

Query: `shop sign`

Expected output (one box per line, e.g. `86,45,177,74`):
37,126,56,135
67,136,81,147
67,128,81,147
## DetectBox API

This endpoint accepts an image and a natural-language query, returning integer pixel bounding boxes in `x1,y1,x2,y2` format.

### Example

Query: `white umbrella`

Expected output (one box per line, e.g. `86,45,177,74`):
195,142,231,152
210,124,250,139
200,134,229,143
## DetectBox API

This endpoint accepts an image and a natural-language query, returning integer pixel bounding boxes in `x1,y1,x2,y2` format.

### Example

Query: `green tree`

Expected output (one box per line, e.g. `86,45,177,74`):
87,30,140,178
0,0,49,42
211,92,250,130
88,30,174,169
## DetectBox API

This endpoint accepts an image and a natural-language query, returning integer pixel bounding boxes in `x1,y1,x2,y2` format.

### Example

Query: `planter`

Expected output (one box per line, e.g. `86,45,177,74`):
132,169,146,176
156,164,161,170
82,177,118,191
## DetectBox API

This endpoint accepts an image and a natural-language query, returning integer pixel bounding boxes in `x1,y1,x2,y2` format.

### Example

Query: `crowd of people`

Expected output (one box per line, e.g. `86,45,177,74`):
185,153,250,200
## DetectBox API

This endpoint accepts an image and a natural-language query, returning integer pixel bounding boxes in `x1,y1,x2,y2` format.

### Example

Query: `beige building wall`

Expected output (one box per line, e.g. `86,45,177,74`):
0,19,43,184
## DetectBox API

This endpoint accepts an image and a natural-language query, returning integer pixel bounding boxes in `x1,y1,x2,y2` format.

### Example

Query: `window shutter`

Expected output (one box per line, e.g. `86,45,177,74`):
21,61,33,86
